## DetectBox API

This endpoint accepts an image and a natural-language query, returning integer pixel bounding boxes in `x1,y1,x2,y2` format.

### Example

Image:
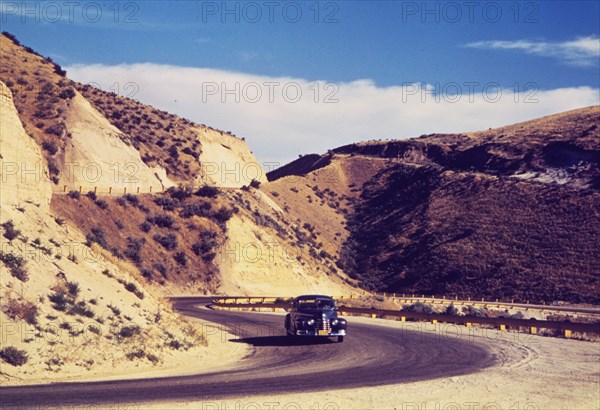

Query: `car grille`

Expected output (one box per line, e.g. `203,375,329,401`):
317,317,330,331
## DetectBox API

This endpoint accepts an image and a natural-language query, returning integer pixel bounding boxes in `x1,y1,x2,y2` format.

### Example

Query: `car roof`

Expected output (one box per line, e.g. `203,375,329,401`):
295,295,334,301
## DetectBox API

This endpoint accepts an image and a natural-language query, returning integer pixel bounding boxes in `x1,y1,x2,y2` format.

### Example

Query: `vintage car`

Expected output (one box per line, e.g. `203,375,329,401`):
284,295,347,342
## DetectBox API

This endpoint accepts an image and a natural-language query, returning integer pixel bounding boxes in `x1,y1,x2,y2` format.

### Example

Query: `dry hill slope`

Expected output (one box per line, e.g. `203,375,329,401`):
267,106,600,304
0,33,352,382
0,31,350,297
0,80,215,384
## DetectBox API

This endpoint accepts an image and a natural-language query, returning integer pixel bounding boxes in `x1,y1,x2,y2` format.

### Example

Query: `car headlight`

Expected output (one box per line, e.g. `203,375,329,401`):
306,319,315,326
331,319,339,326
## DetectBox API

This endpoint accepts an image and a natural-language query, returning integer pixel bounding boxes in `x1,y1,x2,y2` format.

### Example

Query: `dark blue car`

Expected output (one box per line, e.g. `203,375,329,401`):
284,295,347,342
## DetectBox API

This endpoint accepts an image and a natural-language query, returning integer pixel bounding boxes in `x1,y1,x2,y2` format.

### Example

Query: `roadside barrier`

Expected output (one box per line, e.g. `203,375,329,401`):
374,293,600,315
211,296,600,339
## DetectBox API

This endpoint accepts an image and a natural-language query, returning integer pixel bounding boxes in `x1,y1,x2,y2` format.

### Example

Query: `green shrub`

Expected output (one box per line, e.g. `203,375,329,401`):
180,202,212,218
153,233,177,250
95,199,109,209
124,282,144,299
66,281,80,297
123,194,139,206
107,304,121,316
147,214,175,228
86,227,108,249
154,196,179,211
119,324,141,338
167,186,193,200
1,220,20,241
58,87,75,99
173,251,187,266
3,297,38,325
0,347,28,366
168,339,183,350
126,349,145,360
124,237,145,264
42,140,59,155
195,185,220,198
48,291,68,311
68,301,95,318
0,251,28,281
147,353,160,364
213,207,233,224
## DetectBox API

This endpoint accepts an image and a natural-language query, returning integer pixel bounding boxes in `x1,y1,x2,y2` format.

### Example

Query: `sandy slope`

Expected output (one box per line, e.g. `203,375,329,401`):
217,212,350,296
60,91,174,193
141,316,600,410
198,128,267,188
0,83,244,385
0,81,52,207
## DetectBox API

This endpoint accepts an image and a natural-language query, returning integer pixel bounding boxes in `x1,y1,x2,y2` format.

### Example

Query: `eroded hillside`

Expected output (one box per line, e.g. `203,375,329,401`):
0,80,211,383
0,33,352,382
267,106,600,304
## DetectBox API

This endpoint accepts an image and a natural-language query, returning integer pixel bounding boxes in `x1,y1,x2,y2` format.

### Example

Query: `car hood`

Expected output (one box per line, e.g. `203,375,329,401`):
296,310,339,319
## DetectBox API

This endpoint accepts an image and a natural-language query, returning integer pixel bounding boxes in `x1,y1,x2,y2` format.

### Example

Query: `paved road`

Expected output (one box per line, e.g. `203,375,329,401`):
0,297,495,408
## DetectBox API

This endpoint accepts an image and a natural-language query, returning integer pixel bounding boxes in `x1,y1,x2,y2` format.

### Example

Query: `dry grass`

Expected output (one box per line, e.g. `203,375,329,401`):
50,190,230,293
2,294,39,325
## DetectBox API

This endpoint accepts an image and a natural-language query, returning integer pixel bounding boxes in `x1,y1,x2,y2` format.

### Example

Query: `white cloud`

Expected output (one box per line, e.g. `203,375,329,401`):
466,36,600,67
66,63,600,166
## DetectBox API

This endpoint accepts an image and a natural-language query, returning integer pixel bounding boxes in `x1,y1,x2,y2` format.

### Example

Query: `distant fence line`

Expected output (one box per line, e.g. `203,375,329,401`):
55,185,165,195
53,185,243,196
211,296,600,338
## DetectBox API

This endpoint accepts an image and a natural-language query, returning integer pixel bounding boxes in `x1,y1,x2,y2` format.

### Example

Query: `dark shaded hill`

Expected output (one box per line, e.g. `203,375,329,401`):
269,106,600,304
266,154,332,181
341,163,599,303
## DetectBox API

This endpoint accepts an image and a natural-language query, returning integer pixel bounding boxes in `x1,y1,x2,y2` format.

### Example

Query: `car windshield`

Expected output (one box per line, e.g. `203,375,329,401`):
297,298,335,311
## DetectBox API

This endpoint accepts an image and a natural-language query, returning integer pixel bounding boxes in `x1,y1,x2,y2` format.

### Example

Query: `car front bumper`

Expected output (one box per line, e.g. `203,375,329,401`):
295,329,346,337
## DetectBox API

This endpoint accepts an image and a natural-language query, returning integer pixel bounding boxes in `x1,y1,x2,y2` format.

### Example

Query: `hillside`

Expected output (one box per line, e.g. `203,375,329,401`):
0,79,213,383
0,32,350,295
0,33,351,382
267,106,600,304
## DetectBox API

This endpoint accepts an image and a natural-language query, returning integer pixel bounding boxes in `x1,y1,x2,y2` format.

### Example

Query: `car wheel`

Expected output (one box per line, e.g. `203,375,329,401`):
337,336,344,343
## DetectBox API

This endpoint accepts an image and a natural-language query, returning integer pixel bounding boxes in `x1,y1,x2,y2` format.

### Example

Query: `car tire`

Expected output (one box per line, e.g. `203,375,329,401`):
337,336,344,343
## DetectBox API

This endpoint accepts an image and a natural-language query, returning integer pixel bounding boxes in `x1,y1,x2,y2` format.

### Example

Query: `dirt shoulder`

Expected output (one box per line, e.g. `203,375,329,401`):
1,312,249,386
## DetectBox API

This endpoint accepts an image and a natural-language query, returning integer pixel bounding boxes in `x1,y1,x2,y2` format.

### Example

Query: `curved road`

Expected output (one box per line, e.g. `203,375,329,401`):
0,297,495,407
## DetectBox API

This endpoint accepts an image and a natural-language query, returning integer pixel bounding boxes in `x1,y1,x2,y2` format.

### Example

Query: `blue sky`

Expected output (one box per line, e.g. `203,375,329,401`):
2,1,599,164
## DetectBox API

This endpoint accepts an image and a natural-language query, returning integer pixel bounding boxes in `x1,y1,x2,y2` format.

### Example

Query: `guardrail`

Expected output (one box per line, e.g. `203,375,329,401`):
374,293,600,315
211,297,600,338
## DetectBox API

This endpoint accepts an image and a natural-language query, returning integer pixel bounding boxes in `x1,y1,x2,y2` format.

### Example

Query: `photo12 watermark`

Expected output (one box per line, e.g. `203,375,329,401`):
401,82,539,104
399,1,540,24
0,1,140,24
200,81,339,104
199,1,340,24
